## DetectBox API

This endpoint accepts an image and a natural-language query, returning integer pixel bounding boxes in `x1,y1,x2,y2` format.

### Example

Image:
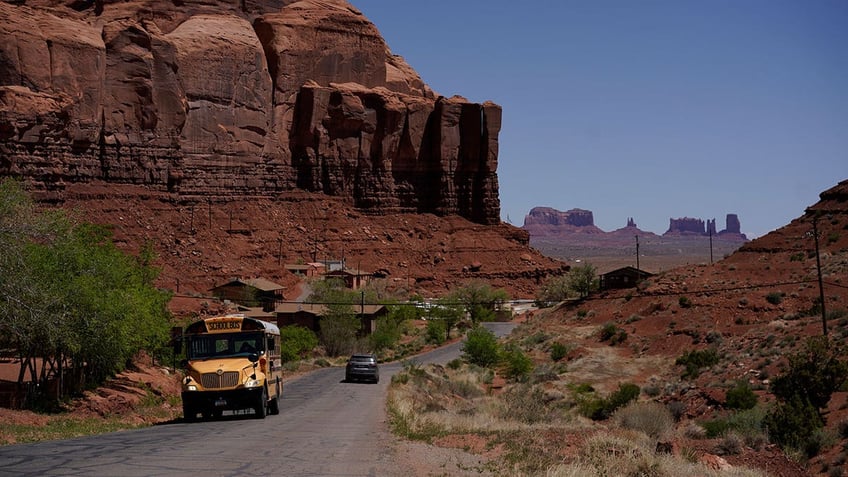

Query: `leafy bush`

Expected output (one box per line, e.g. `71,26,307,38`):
770,337,848,412
701,406,768,445
579,383,641,421
279,326,318,362
550,342,570,362
725,381,758,410
369,315,403,352
675,348,720,379
425,319,446,345
461,326,500,367
764,397,824,455
500,344,533,381
678,296,693,308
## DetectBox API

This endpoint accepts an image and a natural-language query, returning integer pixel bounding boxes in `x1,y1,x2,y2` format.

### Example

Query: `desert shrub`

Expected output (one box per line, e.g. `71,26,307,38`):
701,406,768,442
279,325,319,363
500,344,533,382
642,384,661,397
705,331,723,344
446,358,462,370
765,337,848,456
683,422,706,439
607,383,640,410
667,400,687,421
614,401,675,439
577,309,589,319
461,326,500,367
765,292,784,305
675,348,720,379
599,323,627,345
790,252,805,262
771,337,848,412
625,313,642,324
550,342,570,362
716,432,744,455
425,319,446,345
581,383,641,421
523,332,549,346
765,397,824,456
678,296,693,308
725,381,758,410
500,384,551,424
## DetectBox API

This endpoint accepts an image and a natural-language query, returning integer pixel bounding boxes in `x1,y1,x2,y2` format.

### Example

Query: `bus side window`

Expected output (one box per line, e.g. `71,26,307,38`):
267,337,276,354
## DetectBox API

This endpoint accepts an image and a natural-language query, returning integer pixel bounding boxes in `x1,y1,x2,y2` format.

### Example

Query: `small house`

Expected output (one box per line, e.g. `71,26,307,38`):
324,268,372,290
210,278,285,311
599,267,653,290
284,262,325,278
274,303,387,335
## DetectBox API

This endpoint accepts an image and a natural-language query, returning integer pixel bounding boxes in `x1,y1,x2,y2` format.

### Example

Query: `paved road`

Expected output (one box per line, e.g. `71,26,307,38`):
0,323,516,477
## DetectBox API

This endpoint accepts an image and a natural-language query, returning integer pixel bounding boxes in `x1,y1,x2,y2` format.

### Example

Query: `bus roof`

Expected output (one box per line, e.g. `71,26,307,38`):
185,315,279,335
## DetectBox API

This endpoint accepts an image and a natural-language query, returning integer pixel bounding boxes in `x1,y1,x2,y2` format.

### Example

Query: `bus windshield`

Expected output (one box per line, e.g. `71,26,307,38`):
187,332,265,359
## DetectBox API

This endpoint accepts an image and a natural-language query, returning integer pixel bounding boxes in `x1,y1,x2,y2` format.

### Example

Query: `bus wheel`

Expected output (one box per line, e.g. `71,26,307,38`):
255,388,268,419
269,383,280,415
183,404,197,422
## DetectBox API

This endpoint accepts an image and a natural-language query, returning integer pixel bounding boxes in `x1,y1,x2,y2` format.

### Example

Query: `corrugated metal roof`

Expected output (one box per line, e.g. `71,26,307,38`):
242,278,285,291
273,303,386,316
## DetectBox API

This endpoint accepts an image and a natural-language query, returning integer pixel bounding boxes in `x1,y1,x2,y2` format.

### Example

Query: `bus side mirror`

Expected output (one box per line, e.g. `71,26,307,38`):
248,352,259,364
171,327,183,354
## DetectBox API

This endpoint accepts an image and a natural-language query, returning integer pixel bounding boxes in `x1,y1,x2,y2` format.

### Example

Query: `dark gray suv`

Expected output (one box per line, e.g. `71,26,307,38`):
345,353,380,383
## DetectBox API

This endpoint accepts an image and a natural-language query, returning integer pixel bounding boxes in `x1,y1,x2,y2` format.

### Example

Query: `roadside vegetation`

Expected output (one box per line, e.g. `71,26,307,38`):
0,179,172,408
387,304,848,475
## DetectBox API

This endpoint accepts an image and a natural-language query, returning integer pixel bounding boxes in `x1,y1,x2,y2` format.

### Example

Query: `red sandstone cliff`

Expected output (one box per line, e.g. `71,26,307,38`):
0,0,500,224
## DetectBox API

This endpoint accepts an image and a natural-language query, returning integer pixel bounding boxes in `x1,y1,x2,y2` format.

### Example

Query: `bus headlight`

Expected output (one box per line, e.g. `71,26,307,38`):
187,385,197,391
244,378,260,388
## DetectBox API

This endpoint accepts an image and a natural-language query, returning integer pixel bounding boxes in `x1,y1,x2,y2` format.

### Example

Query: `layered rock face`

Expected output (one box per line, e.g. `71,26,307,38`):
666,215,747,240
665,217,706,236
522,207,603,236
0,0,500,224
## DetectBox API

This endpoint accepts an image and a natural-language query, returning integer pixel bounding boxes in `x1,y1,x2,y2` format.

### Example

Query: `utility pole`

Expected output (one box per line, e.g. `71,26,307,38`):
709,226,714,265
811,214,828,338
635,235,640,272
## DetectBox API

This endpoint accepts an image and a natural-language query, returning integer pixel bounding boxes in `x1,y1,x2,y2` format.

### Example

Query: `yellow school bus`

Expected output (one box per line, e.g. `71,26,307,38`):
178,315,282,420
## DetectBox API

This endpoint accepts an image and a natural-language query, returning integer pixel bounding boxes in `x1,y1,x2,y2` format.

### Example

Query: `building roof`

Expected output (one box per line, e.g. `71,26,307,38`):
601,266,654,278
212,277,284,292
274,303,386,316
324,268,370,277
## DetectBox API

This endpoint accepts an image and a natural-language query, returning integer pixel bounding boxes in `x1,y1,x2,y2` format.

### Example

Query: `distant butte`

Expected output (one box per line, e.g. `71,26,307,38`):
522,206,748,242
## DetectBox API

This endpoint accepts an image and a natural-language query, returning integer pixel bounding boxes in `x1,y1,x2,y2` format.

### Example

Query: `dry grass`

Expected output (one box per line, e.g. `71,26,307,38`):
544,431,768,477
387,362,769,476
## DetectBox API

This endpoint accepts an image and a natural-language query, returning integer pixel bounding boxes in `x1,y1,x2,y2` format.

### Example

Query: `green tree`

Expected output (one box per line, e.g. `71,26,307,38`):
448,280,509,324
308,278,361,356
429,299,463,341
770,337,848,412
280,326,319,362
537,274,570,303
462,326,500,367
567,263,597,298
500,344,533,381
0,179,171,397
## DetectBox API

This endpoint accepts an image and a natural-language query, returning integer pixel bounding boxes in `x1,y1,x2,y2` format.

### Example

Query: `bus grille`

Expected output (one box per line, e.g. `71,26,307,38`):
200,372,239,389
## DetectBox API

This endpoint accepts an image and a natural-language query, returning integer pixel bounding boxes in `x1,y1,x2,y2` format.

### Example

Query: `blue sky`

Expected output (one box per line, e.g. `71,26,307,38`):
352,1,848,238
